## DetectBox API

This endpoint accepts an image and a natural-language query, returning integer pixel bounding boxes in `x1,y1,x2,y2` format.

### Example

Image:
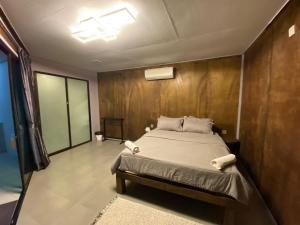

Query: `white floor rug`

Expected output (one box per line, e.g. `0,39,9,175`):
92,197,203,225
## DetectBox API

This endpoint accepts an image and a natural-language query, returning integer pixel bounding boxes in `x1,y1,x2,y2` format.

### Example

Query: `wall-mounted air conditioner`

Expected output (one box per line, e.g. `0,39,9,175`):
145,67,174,80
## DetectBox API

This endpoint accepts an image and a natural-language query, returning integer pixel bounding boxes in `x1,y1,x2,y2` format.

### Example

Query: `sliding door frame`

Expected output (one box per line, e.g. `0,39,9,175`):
1,6,34,225
0,41,34,225
34,71,92,156
0,40,25,189
7,51,32,225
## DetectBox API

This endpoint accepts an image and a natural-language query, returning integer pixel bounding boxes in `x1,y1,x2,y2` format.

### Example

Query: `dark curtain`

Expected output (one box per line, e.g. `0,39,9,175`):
11,57,35,187
18,48,50,170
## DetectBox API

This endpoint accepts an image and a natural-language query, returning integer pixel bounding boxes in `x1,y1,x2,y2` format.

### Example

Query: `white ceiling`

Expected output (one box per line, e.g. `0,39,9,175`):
1,0,288,73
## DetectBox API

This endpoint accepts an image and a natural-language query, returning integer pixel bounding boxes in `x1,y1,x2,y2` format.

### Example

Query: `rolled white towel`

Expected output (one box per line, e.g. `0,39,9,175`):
125,141,140,154
210,154,236,170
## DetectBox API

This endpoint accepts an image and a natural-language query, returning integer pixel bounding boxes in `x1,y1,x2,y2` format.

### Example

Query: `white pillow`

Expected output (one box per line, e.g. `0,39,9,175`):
157,116,183,132
183,117,213,133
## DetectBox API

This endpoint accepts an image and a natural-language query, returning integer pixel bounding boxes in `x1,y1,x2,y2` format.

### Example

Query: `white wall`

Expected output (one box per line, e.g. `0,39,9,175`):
31,58,100,139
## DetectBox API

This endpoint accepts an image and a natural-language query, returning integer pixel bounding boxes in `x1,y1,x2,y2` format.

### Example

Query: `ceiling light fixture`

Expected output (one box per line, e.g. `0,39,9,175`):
72,28,102,43
71,6,136,43
79,17,101,31
97,8,135,30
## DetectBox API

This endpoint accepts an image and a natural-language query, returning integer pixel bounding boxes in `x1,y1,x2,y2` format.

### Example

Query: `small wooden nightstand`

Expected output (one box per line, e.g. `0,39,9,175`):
222,136,240,157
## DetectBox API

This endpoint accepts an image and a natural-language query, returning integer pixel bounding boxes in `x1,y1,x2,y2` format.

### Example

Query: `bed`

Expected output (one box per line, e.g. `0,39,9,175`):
111,129,251,225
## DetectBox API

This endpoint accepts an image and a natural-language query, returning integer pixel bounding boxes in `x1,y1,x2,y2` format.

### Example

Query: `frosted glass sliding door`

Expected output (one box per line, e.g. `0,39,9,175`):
37,73,70,154
36,72,91,154
67,79,91,146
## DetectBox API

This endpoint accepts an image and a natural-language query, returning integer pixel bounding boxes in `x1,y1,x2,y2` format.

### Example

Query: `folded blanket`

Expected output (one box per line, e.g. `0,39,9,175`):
125,141,140,154
210,154,236,170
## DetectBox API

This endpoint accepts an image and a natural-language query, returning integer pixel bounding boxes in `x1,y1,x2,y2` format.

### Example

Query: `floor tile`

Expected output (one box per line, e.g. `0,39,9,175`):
16,140,276,225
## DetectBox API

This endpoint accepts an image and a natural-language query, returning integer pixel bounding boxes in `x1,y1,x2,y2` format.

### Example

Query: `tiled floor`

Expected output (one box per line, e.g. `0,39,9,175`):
17,141,276,225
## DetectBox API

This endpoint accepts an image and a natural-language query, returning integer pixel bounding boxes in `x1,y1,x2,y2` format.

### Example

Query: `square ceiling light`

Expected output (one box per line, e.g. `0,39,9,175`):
72,27,118,43
97,8,135,30
71,17,103,43
72,29,102,43
79,17,101,31
71,7,136,43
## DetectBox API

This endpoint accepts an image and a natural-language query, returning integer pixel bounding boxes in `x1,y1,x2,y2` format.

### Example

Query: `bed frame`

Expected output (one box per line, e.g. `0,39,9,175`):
116,169,240,225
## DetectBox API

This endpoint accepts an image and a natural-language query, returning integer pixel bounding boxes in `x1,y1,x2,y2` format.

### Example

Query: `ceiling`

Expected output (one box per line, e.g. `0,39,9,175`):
1,0,288,73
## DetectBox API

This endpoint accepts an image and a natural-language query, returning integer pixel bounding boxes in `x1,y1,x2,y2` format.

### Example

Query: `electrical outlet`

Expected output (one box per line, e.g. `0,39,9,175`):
222,130,227,135
289,25,296,37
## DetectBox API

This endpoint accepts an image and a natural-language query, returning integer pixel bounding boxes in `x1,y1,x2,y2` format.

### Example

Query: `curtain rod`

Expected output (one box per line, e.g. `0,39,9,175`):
0,33,18,57
0,6,30,55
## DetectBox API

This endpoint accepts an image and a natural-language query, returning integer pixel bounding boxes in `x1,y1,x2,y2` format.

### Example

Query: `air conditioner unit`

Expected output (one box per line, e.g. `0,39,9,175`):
145,67,174,80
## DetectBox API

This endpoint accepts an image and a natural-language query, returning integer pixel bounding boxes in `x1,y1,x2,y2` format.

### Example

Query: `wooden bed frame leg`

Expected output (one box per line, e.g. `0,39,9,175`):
116,173,126,194
223,207,235,225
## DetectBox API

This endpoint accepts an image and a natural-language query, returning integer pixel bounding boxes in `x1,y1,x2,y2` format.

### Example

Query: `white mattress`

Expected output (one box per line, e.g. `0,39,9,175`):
111,129,251,204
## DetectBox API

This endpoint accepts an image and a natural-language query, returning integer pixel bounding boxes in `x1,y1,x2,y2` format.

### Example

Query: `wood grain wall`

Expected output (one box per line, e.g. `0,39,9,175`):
240,1,300,224
98,56,241,140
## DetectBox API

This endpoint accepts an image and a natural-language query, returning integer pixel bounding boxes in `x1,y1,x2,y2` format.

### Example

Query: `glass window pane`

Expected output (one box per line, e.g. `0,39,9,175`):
0,58,22,203
67,79,91,146
37,73,70,153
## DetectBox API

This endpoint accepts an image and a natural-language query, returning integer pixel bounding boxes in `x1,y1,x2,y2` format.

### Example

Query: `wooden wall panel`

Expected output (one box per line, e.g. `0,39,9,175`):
99,56,241,141
207,57,241,136
124,69,161,140
159,60,208,117
261,1,300,224
99,72,125,138
240,1,300,224
240,27,273,186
